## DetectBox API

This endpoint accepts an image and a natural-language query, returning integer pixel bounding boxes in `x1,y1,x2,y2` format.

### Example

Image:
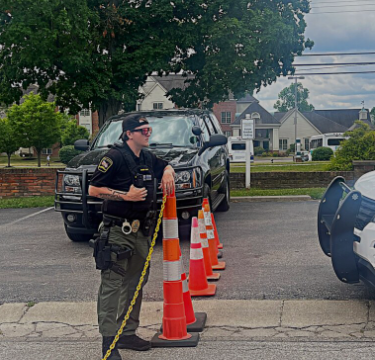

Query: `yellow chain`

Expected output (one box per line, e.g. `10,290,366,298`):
102,194,167,360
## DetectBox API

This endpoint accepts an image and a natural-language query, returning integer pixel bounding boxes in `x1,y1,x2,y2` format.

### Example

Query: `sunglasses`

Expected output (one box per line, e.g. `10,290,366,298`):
132,127,152,136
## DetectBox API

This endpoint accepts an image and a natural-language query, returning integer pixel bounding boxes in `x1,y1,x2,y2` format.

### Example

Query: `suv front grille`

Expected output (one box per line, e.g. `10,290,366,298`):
355,196,375,230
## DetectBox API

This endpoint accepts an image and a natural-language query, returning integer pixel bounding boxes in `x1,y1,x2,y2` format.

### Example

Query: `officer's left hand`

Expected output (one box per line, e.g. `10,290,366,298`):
160,166,175,195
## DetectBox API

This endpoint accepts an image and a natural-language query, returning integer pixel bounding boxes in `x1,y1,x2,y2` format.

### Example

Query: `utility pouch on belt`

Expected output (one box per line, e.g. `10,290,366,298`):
141,178,158,237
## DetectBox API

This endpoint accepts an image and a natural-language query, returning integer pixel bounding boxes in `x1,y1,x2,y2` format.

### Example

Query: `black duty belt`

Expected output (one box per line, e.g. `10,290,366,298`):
103,215,142,235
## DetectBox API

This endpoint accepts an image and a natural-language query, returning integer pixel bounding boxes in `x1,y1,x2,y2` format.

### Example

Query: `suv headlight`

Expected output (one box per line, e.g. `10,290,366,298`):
174,168,202,190
63,174,82,194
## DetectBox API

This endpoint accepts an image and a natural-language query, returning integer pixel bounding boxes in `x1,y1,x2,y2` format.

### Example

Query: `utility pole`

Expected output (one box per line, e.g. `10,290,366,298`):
288,76,305,161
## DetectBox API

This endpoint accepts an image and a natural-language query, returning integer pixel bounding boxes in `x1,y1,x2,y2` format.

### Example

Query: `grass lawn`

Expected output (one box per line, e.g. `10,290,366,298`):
231,188,326,200
0,155,64,168
0,196,55,209
230,162,329,173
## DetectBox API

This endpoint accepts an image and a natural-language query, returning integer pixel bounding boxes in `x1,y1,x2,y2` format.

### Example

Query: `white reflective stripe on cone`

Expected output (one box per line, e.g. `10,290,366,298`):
182,278,189,293
204,213,212,226
191,227,200,244
162,219,178,239
163,260,181,281
190,247,204,260
207,229,215,240
198,218,207,235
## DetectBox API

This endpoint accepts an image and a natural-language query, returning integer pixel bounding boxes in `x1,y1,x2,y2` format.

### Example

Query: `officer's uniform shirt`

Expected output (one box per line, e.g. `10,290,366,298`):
90,142,168,219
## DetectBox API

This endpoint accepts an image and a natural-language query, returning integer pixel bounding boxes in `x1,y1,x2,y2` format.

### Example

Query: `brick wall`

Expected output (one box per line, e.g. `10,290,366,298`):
213,101,237,135
0,168,64,198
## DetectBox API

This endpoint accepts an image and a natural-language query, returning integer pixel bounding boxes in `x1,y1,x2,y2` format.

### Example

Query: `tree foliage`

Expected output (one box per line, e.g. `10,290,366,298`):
59,145,83,165
327,121,375,171
274,82,315,112
6,93,63,167
61,120,90,146
0,118,19,167
0,0,313,126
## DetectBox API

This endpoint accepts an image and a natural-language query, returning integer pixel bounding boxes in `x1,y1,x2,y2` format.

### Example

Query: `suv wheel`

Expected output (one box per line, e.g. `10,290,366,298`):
217,174,230,212
203,183,212,210
64,224,93,242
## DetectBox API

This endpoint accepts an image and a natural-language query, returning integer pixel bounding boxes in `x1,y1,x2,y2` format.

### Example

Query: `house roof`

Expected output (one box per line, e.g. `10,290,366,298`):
237,94,259,103
22,84,56,103
232,102,279,125
151,75,194,92
275,108,370,134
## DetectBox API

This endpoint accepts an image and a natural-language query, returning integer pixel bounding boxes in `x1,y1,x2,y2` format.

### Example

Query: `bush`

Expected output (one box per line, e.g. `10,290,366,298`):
312,147,334,161
261,152,272,157
327,122,375,171
61,120,90,146
59,145,83,164
272,152,279,157
254,146,265,156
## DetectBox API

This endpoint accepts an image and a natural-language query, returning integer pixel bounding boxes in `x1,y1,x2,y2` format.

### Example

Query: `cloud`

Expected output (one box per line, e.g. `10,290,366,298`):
255,10,375,113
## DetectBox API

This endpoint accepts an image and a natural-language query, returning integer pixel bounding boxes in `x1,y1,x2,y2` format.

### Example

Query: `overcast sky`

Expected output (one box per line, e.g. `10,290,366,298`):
255,1,375,113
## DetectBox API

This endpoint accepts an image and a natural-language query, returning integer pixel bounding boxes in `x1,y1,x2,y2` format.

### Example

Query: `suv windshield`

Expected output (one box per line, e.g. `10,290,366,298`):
92,115,197,149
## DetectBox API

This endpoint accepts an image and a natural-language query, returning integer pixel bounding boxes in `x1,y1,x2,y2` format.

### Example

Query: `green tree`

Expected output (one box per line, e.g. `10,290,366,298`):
327,121,375,171
61,120,90,146
370,107,375,124
7,93,63,167
0,118,19,167
274,83,315,112
0,0,313,127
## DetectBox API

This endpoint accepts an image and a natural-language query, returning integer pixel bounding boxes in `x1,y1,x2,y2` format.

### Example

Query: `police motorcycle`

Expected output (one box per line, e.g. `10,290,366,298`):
318,170,375,289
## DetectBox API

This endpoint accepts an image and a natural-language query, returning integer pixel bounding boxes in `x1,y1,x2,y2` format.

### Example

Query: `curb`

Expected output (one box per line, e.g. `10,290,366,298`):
231,195,313,203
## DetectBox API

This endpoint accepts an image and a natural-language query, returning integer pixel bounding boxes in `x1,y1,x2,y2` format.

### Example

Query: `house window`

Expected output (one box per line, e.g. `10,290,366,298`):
80,109,90,117
305,138,310,151
279,139,288,151
42,148,53,155
224,131,232,137
153,103,163,109
221,112,232,124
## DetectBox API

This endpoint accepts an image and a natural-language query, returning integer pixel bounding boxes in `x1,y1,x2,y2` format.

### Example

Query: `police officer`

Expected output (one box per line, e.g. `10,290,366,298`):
89,114,175,359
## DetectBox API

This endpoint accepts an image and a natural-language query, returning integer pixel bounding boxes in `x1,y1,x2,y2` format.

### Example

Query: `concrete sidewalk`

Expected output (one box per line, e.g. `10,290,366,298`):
1,300,375,341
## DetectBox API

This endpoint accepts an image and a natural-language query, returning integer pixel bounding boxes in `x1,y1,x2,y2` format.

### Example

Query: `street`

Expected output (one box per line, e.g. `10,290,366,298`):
0,201,371,303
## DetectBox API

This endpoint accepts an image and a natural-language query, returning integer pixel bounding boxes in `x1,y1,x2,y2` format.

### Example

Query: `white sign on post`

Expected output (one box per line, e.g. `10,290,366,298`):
241,119,254,189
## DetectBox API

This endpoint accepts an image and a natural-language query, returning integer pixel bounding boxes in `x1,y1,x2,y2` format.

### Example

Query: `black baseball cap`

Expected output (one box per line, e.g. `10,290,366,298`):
122,114,149,133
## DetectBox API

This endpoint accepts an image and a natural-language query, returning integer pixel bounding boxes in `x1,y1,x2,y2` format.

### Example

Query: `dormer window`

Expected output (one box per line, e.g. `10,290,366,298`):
251,112,261,124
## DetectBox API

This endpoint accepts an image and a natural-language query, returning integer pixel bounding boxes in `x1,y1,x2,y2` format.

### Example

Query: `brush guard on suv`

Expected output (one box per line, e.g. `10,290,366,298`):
55,166,205,232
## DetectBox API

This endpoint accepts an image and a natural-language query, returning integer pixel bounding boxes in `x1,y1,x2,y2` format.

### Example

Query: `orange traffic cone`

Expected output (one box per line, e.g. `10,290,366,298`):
152,190,199,347
202,198,223,250
198,210,220,280
211,213,224,250
204,204,226,270
180,254,196,324
188,217,216,296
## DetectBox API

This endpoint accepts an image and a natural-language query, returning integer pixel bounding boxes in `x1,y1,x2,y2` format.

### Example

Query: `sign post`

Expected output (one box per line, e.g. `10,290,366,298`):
241,116,254,189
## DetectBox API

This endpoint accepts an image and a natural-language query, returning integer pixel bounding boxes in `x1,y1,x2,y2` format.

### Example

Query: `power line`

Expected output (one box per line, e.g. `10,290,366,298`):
294,70,375,75
309,0,375,4
299,52,375,57
294,62,375,67
308,9,375,14
312,3,375,8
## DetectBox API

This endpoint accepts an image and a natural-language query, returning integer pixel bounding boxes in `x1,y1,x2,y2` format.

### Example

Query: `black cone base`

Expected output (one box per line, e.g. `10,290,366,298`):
151,332,199,348
160,312,207,333
217,251,223,259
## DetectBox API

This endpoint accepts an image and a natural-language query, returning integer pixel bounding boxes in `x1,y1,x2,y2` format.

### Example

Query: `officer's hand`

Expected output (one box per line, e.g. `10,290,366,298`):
126,185,147,201
160,167,175,196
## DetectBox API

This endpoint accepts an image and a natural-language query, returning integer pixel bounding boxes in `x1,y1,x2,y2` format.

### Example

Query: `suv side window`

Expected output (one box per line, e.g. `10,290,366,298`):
198,116,210,142
209,114,223,134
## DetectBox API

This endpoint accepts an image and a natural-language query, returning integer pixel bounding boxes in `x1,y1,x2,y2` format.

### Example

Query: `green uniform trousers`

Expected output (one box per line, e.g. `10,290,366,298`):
97,225,150,337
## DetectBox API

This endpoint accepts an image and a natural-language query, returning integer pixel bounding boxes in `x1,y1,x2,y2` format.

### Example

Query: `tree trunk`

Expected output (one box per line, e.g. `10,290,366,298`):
37,149,41,167
98,99,123,128
7,153,11,167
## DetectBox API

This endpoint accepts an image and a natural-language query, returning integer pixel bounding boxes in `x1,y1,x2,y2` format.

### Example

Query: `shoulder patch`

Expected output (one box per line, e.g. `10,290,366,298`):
98,157,114,173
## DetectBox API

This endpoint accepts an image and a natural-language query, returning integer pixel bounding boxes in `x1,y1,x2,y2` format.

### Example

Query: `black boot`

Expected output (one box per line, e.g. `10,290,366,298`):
117,334,151,351
102,336,122,360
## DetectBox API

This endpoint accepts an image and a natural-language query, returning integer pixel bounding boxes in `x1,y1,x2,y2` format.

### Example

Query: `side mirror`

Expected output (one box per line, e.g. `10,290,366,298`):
74,139,90,151
192,126,202,136
198,134,227,155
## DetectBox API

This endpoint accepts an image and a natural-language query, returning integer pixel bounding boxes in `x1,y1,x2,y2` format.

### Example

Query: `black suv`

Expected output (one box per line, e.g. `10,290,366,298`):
55,110,230,242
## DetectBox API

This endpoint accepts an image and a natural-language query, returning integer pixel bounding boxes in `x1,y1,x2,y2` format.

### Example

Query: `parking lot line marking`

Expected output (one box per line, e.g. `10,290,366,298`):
3,207,54,227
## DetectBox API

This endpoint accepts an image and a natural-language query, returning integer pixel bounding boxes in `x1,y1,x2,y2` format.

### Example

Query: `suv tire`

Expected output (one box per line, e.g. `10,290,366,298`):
217,174,230,212
203,183,213,210
64,224,94,242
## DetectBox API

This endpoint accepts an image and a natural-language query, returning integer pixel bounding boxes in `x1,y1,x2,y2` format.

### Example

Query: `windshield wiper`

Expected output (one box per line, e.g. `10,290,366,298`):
149,143,173,148
96,145,111,149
